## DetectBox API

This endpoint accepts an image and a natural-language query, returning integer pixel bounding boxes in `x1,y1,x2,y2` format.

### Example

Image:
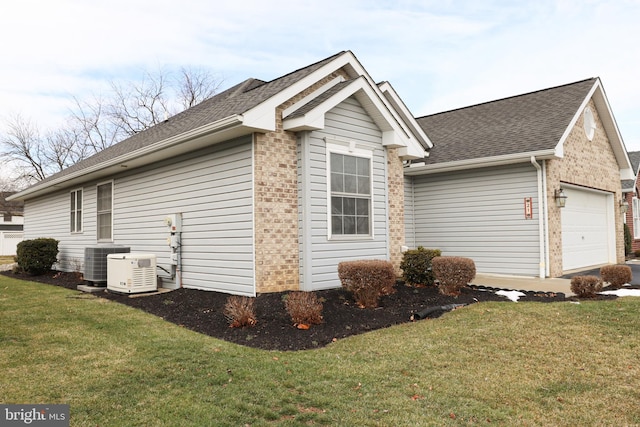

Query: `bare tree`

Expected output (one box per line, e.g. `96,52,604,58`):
176,66,222,110
1,114,49,182
1,67,221,185
106,70,171,137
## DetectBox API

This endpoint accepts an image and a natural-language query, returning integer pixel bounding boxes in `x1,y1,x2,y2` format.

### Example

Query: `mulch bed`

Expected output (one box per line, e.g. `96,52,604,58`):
0,270,620,351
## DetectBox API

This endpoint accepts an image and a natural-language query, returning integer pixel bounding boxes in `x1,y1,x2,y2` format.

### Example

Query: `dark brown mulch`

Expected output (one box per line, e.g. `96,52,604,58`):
0,270,619,351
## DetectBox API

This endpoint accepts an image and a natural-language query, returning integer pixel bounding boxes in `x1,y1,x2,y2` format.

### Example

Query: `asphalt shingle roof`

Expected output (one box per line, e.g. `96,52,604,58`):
416,78,597,165
33,51,345,187
622,150,640,190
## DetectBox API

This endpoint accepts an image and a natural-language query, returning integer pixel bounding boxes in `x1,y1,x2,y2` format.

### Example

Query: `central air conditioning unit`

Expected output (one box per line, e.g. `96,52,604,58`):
107,253,157,294
84,245,130,285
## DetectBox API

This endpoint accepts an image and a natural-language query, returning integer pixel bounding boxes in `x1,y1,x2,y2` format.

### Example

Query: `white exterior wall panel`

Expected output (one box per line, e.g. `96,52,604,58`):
411,163,541,276
404,176,416,249
23,137,255,295
299,96,389,290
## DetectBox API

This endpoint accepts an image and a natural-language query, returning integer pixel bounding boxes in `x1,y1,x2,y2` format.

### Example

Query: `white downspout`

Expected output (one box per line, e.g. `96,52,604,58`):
542,161,550,277
531,156,546,278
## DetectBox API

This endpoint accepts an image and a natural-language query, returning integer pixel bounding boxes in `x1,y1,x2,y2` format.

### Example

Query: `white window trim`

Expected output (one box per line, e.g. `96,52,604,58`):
633,197,640,239
96,180,114,242
70,188,83,233
326,141,374,240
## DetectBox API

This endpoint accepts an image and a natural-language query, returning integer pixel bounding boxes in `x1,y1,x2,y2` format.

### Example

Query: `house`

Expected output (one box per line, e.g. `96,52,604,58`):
0,192,24,256
7,51,431,295
405,78,633,278
622,151,640,253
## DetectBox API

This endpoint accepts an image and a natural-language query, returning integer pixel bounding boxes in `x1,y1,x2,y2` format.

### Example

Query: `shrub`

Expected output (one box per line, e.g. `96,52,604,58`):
284,291,323,326
600,265,632,289
223,296,257,328
15,238,59,275
337,260,396,308
635,249,640,258
400,247,441,286
570,275,603,298
431,256,476,297
624,223,632,256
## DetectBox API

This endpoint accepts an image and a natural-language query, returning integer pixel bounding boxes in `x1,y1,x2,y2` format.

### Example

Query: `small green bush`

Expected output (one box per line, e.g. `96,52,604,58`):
570,275,603,298
400,246,441,286
15,238,59,275
337,260,396,308
600,265,632,289
431,256,476,297
284,291,323,326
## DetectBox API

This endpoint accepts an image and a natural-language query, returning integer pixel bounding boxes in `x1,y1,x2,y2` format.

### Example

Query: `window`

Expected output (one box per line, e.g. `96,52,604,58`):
329,151,371,236
70,189,83,232
634,198,640,239
97,182,113,241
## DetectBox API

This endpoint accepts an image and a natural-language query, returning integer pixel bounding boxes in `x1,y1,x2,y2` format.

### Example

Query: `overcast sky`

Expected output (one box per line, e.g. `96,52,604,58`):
2,0,639,159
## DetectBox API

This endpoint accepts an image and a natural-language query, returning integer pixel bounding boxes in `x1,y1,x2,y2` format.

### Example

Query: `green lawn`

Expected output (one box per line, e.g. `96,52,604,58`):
1,275,639,426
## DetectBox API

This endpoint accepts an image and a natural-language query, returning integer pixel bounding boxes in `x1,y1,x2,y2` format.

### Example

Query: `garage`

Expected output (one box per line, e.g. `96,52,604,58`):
561,186,615,271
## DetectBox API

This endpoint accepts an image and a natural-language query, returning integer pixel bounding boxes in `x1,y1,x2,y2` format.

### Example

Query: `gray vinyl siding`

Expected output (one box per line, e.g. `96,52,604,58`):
23,137,255,295
299,96,389,290
410,163,541,276
404,176,416,248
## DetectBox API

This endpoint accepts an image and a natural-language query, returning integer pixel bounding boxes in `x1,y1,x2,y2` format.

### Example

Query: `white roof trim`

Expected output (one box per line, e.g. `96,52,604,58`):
555,79,633,180
404,149,558,176
282,75,346,118
9,115,245,201
241,51,364,131
377,81,433,149
283,76,410,147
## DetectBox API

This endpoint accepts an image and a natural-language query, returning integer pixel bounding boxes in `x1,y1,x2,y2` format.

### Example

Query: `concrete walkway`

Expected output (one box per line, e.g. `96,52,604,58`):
472,273,574,296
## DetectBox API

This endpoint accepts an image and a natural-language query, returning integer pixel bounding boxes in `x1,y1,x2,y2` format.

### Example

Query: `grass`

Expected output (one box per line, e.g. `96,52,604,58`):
1,276,640,426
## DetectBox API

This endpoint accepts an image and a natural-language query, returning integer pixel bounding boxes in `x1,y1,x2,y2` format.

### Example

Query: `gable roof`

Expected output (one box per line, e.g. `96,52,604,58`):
622,150,640,191
10,51,428,201
408,78,633,179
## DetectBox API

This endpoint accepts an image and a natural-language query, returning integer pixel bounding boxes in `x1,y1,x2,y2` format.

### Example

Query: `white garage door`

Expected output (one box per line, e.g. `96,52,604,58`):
561,187,615,271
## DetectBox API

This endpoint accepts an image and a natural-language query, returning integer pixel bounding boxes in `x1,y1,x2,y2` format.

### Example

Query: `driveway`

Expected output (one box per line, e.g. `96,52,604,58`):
561,261,640,285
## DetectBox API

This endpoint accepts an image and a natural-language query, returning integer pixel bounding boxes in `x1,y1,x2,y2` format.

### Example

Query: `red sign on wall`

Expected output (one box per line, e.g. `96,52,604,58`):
524,197,533,219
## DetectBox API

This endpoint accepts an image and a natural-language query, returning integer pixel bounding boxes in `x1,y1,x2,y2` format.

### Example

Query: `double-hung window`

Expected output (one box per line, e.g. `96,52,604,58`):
70,189,82,233
329,147,372,237
97,182,113,241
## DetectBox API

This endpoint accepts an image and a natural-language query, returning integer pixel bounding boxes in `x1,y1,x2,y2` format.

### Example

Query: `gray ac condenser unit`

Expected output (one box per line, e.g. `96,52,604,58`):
84,245,130,285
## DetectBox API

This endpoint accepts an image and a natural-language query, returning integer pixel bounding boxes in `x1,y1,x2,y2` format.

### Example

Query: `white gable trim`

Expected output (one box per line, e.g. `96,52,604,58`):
554,79,633,180
282,77,427,160
241,51,364,131
377,81,433,151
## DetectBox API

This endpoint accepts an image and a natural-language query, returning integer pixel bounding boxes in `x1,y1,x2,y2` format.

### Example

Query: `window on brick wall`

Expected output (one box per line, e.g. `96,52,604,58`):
327,143,372,238
634,198,640,239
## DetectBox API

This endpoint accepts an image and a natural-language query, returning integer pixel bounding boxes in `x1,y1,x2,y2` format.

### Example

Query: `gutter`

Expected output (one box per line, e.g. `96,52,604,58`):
8,114,244,201
404,149,558,176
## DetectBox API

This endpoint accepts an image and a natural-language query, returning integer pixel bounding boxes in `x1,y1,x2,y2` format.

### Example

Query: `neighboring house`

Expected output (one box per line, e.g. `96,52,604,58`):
622,151,640,253
405,78,633,278
0,192,24,256
7,51,431,296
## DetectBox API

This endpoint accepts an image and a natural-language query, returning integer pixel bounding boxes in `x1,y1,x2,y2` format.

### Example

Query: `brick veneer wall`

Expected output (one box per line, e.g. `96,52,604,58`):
387,148,405,275
253,71,348,293
545,99,625,277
